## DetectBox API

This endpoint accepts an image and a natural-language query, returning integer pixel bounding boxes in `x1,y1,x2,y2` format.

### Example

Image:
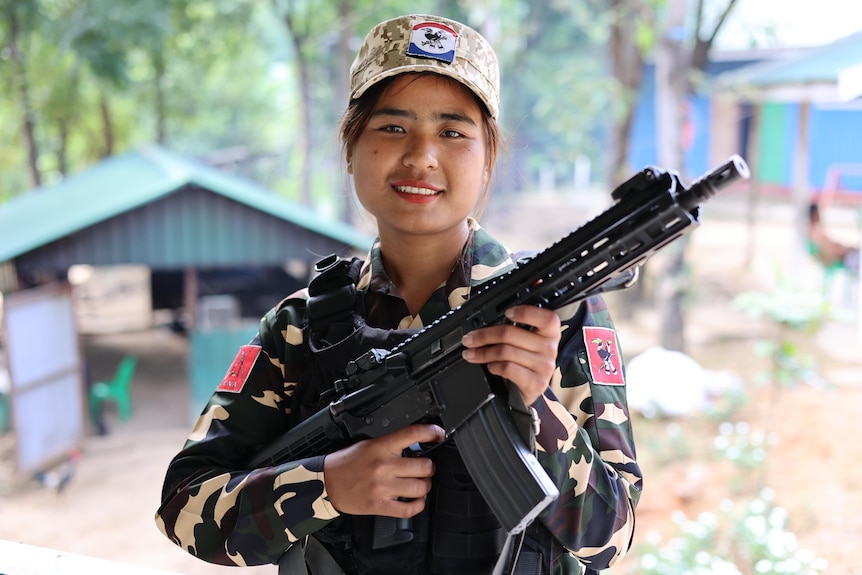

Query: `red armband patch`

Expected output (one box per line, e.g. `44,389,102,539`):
583,326,625,386
217,345,261,393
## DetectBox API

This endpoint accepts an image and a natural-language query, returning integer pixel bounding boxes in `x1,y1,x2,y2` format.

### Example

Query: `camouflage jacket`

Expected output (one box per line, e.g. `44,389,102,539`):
155,219,642,573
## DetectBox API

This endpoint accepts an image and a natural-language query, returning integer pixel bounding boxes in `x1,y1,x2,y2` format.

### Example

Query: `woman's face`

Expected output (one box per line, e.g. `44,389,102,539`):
348,73,488,242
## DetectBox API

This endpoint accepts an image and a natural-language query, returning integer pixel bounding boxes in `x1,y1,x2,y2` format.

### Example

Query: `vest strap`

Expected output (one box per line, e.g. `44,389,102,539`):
278,537,345,575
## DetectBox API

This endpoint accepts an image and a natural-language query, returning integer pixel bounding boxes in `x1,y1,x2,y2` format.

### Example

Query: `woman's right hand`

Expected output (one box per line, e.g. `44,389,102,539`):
323,423,445,518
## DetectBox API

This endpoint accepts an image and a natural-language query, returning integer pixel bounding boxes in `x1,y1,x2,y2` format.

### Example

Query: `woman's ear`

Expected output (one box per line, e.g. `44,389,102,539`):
346,148,353,175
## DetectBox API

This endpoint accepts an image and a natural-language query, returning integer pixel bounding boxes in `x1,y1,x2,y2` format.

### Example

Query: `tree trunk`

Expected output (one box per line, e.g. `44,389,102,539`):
654,0,689,351
607,0,644,187
606,0,647,320
7,9,41,188
744,102,762,270
100,96,115,157
336,0,354,222
498,3,546,197
282,9,312,206
654,0,687,171
153,51,167,145
57,118,69,175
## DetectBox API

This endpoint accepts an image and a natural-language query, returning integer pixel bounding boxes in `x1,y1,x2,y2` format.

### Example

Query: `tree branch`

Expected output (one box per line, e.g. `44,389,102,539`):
691,0,739,72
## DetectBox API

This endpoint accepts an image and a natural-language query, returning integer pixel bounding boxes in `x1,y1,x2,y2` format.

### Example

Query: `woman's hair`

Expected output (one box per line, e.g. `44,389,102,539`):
338,72,502,220
808,202,820,224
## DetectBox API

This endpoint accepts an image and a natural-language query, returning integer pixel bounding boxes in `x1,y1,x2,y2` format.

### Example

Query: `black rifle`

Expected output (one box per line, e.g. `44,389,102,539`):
250,155,750,536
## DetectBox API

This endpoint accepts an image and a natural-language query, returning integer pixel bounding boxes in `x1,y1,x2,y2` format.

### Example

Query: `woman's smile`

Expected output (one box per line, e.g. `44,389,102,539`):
393,180,443,202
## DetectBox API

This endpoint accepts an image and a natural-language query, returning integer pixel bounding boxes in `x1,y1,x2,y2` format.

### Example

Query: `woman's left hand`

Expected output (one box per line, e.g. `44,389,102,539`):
461,305,561,406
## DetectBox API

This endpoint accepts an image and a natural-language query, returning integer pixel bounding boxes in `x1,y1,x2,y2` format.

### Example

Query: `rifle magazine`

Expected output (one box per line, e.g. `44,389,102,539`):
452,395,559,534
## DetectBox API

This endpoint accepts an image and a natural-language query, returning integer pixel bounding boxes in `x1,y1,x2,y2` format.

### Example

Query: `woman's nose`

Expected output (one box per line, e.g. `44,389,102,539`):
402,134,439,170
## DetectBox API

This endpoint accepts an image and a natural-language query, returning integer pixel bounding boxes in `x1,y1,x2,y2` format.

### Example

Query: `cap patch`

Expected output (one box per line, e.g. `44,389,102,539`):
407,21,457,64
583,327,625,386
217,345,261,393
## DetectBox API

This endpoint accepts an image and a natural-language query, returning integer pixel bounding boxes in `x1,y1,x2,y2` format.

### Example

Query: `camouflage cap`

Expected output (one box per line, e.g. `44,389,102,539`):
349,14,500,119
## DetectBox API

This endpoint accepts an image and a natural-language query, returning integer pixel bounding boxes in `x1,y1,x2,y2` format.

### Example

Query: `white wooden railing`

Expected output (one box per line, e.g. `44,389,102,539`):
0,540,186,575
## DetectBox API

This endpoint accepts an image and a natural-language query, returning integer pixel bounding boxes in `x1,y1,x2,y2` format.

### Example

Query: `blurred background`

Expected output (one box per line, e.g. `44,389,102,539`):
0,1,860,574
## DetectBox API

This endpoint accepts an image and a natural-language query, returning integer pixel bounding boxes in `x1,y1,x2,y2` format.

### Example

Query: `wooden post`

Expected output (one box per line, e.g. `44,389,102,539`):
183,267,198,331
792,101,811,281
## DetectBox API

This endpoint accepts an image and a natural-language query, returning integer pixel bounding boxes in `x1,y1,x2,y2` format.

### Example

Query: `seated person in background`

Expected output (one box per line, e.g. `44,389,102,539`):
807,202,859,275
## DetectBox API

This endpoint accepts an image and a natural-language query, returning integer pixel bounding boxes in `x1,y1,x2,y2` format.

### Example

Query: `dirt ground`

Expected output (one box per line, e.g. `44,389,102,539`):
1,190,860,574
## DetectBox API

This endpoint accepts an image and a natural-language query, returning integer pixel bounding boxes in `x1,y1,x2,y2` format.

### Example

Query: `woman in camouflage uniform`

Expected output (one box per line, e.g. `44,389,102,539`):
156,14,642,575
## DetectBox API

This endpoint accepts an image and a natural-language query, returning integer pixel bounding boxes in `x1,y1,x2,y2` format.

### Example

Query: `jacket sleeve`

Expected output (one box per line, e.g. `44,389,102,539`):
154,296,341,567
534,294,643,571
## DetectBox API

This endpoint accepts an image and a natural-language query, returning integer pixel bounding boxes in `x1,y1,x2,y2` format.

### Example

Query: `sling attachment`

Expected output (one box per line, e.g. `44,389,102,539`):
292,254,374,416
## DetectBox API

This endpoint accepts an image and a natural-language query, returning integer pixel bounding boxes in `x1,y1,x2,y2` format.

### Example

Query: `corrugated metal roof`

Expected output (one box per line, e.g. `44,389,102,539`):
714,31,862,102
0,145,372,264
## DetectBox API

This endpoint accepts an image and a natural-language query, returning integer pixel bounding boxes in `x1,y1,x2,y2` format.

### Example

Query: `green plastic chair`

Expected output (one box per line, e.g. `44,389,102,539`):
88,355,137,426
0,392,10,433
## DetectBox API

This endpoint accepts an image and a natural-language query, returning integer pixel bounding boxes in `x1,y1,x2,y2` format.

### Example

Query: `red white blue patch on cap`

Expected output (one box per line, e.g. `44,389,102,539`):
583,327,625,386
217,345,261,393
407,21,457,64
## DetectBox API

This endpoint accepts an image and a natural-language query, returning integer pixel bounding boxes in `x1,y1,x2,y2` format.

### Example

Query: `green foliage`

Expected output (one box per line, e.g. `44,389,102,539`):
750,338,821,389
733,288,827,334
498,0,613,176
641,421,694,465
634,19,658,54
635,491,828,575
61,0,170,87
731,492,829,575
0,0,668,201
733,287,827,389
712,420,777,473
637,508,741,575
701,382,749,423
632,419,827,575
621,278,831,575
0,0,283,193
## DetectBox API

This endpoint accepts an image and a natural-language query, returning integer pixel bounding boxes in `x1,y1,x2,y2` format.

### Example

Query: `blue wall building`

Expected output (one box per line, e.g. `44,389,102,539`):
628,37,862,199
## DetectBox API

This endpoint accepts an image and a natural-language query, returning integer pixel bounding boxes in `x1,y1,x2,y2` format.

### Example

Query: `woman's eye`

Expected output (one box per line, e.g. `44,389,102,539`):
442,129,463,138
381,125,405,133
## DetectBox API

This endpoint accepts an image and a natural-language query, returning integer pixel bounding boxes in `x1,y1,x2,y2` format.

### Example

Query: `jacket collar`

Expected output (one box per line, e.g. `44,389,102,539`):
356,218,517,328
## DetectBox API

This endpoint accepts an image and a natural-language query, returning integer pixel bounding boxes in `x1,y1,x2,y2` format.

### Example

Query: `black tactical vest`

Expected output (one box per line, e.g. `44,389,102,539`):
289,255,563,575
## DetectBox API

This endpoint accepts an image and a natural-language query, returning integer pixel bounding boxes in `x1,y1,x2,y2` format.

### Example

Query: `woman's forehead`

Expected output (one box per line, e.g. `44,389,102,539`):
375,73,484,115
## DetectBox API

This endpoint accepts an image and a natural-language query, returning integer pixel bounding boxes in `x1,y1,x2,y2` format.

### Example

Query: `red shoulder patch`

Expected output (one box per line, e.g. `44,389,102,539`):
583,327,625,386
217,345,261,393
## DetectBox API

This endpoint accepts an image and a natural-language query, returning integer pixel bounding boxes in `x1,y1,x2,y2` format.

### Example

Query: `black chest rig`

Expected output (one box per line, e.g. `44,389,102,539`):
288,255,563,575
